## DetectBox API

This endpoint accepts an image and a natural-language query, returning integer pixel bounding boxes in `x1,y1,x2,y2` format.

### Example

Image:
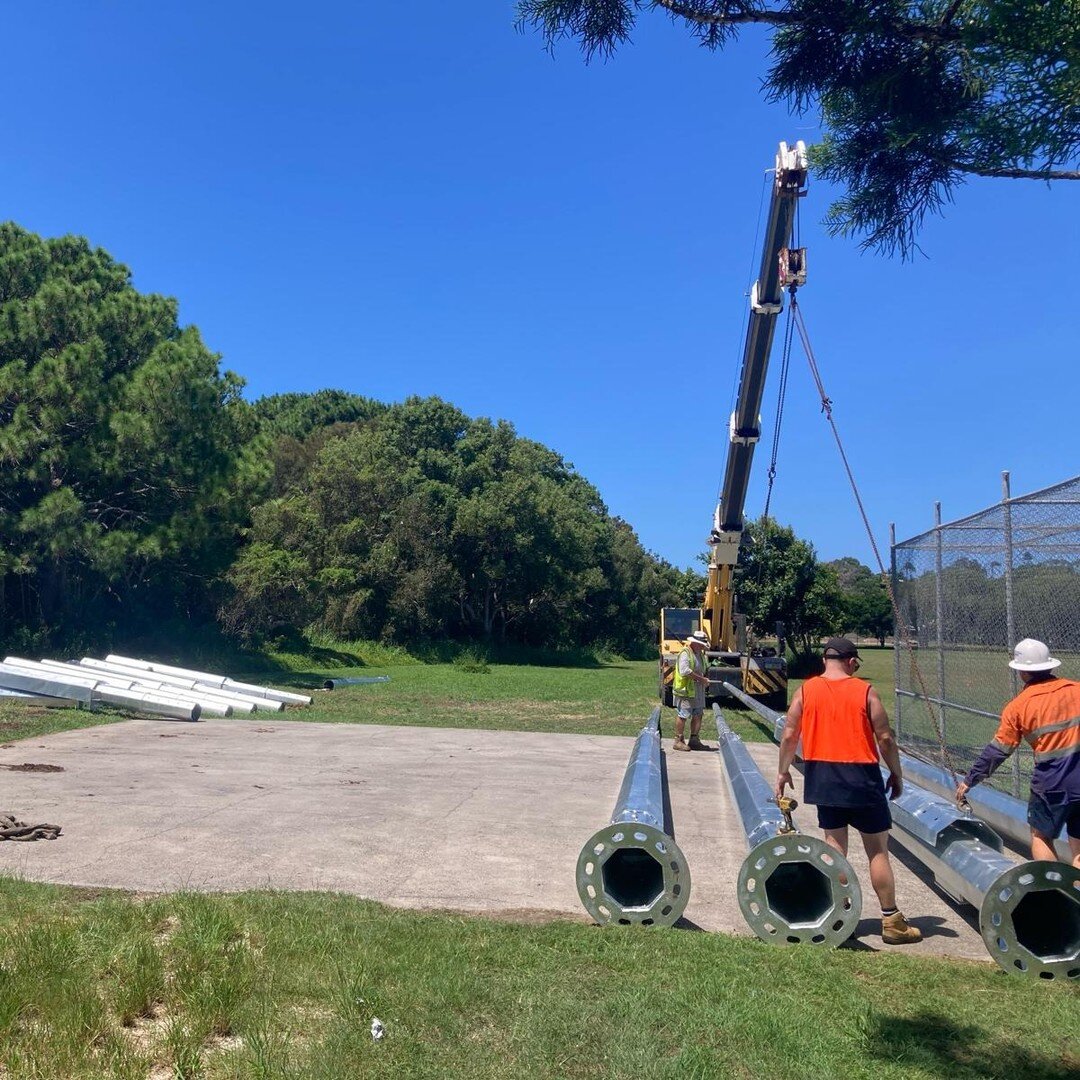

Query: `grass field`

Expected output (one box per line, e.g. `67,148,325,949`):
0,879,1077,1080
0,650,779,747
2,642,1079,1077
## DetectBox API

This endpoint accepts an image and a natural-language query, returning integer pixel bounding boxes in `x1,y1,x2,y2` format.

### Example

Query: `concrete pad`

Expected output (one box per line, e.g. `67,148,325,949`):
0,719,998,960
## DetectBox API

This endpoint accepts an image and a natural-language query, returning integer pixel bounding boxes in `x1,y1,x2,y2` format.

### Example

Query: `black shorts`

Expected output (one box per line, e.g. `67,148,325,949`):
817,802,892,834
1028,791,1080,839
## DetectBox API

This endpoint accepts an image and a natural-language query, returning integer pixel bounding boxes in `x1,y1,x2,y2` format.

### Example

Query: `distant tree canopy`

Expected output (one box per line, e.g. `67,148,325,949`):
517,1,1080,255
1,222,900,658
225,395,685,653
0,223,262,646
826,555,893,645
733,517,846,653
897,555,1080,650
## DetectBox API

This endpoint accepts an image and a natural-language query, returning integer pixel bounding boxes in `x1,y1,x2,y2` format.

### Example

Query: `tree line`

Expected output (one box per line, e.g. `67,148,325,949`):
0,223,886,657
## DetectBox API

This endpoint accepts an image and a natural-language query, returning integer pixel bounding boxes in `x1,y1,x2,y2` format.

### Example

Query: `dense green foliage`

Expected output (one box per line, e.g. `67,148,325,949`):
0,223,262,649
227,395,683,653
517,1,1080,255
0,223,886,656
828,555,894,645
733,516,846,653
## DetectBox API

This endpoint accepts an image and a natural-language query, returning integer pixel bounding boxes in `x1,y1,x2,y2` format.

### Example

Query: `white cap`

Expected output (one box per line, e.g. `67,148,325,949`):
688,630,709,648
1008,638,1061,672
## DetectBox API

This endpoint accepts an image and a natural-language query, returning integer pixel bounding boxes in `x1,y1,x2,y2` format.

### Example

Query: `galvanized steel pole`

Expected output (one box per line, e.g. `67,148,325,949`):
714,706,861,946
888,782,1080,981
576,708,690,927
894,750,1073,863
718,681,1080,980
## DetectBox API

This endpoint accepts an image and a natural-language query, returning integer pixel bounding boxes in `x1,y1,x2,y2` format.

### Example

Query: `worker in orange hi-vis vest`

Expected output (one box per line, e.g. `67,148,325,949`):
957,639,1080,868
776,638,922,945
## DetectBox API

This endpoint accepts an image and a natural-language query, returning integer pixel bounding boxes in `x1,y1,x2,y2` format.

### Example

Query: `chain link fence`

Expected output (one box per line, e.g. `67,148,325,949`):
891,473,1080,796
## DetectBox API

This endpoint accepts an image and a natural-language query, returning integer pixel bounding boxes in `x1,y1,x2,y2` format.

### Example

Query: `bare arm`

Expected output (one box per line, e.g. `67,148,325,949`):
868,687,903,798
775,688,803,799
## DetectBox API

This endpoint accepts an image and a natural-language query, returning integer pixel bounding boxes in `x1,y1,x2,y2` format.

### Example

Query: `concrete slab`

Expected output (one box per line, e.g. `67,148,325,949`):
0,719,998,960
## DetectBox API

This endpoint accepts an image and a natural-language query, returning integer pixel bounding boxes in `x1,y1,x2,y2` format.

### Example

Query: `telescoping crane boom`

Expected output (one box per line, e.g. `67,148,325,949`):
659,141,808,711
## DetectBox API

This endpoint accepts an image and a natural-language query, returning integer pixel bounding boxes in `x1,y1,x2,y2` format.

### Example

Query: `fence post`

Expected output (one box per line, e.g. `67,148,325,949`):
891,522,901,741
934,502,947,744
1002,471,1021,798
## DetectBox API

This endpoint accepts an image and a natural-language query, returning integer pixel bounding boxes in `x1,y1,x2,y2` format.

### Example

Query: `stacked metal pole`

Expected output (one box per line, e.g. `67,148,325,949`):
718,681,1080,980
576,708,690,927
714,706,861,945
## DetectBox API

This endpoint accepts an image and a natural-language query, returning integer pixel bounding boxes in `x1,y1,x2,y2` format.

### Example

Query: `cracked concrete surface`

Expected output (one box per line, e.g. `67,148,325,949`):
0,717,1006,960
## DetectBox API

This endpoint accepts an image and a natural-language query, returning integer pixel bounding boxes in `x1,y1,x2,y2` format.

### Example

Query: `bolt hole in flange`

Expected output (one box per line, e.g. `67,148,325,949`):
576,822,691,927
980,862,1080,979
737,834,862,946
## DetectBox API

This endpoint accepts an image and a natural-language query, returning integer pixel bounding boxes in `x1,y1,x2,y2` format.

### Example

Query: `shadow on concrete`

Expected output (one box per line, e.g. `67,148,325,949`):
864,1010,1080,1079
673,915,708,932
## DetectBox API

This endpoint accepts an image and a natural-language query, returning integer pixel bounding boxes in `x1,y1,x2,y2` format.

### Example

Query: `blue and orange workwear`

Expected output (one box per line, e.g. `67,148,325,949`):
800,675,886,808
965,676,1080,799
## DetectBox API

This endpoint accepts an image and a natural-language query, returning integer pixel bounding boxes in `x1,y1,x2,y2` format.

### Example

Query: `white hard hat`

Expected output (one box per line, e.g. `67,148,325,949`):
1008,638,1061,672
688,630,709,647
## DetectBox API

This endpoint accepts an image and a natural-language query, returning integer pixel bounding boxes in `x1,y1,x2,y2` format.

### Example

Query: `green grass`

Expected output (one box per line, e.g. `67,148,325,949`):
0,650,773,745
0,879,1075,1080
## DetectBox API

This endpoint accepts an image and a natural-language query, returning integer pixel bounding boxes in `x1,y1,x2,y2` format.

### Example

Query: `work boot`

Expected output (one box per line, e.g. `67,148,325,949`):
672,738,691,752
881,911,922,945
688,735,707,750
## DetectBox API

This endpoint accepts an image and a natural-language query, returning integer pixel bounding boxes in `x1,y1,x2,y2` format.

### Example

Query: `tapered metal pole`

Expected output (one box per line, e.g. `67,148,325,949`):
576,709,690,927
718,682,1080,979
888,781,1080,981
894,751,1073,862
715,706,861,946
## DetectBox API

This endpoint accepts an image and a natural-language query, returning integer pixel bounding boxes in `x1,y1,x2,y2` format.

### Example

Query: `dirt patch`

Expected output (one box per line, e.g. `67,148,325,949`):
0,762,65,772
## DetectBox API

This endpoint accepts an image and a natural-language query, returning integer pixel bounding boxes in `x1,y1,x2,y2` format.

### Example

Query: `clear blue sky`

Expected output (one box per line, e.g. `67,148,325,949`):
4,3,1076,572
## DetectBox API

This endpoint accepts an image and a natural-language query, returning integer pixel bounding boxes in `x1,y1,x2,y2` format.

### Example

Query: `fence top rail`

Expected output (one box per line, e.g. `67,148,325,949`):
895,474,1080,548
894,688,1002,722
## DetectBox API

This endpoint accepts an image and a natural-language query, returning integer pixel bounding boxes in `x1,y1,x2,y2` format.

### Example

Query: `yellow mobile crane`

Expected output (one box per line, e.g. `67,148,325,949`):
659,141,807,712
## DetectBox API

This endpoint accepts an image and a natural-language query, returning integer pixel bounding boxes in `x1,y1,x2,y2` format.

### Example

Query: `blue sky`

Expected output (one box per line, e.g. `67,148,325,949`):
4,3,1077,572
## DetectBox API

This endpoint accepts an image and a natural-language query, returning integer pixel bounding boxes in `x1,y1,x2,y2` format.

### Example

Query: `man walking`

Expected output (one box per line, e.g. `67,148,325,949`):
671,629,710,752
776,637,921,944
956,639,1080,868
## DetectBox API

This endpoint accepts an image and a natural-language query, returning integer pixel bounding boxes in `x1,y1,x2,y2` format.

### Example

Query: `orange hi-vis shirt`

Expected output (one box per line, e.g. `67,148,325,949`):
801,675,878,764
974,677,1080,797
800,675,885,808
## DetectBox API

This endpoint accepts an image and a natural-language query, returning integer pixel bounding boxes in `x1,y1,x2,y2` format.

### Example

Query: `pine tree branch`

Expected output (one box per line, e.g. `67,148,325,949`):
651,0,793,30
652,0,971,44
948,160,1080,180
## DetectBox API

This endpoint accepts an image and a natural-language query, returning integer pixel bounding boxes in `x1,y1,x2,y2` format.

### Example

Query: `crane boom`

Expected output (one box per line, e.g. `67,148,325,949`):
705,140,808,653
658,141,807,712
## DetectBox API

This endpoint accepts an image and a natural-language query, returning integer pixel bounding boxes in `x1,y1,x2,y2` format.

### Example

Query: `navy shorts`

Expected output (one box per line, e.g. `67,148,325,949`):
1028,791,1080,839
817,802,892,834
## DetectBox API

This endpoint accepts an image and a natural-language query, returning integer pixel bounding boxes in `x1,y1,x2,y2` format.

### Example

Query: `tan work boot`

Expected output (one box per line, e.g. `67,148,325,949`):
672,738,691,752
881,911,922,945
688,735,707,750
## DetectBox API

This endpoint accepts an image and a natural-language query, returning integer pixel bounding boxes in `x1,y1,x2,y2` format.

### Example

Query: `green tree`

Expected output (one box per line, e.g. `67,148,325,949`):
0,223,262,644
517,1,1080,254
225,395,681,651
733,516,844,652
826,556,894,645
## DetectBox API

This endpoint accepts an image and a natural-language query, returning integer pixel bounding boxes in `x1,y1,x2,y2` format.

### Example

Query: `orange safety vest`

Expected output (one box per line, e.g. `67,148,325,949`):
801,675,878,764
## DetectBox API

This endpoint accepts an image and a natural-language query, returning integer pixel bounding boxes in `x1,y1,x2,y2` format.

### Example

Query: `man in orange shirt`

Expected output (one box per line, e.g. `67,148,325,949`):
956,639,1080,868
776,637,921,944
